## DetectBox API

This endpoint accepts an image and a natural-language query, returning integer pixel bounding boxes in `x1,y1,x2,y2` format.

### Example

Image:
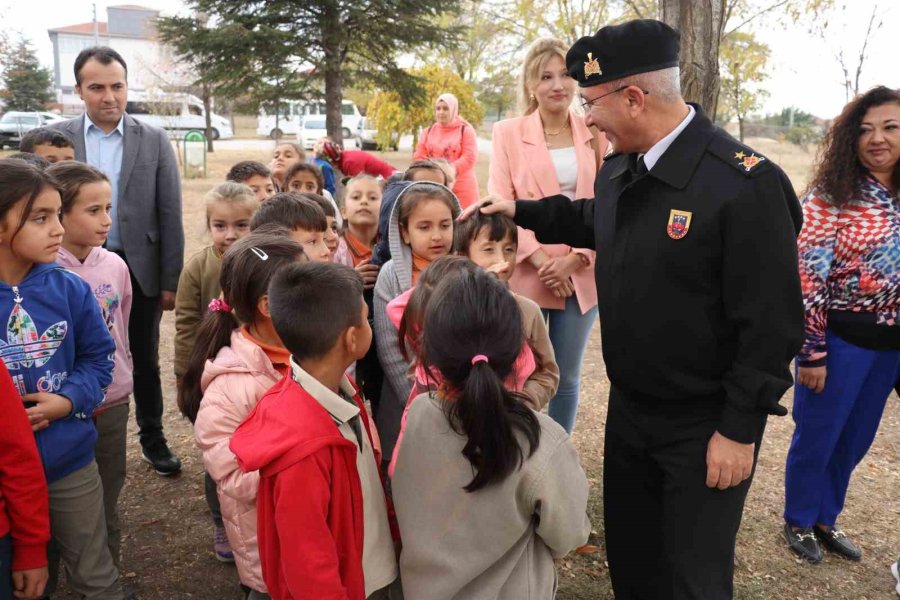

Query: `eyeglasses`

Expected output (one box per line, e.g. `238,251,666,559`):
581,86,649,111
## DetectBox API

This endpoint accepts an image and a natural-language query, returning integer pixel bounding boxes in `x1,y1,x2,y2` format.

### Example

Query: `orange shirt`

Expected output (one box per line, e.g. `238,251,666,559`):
241,326,291,377
411,254,431,285
344,230,375,266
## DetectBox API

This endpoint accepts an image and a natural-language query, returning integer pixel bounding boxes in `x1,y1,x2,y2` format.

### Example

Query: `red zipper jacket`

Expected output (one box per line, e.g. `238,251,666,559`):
230,375,388,600
0,359,50,571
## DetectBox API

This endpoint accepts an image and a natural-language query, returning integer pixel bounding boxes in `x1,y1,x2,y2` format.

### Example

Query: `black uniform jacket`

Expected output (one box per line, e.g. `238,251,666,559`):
515,105,804,443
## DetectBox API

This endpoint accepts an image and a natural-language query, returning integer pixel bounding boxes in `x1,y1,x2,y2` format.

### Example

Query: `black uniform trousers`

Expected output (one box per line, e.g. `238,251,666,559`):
116,252,165,447
604,385,764,600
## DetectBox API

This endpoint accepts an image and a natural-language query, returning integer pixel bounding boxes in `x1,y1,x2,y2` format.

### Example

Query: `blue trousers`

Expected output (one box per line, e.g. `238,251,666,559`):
542,296,597,433
0,534,10,600
784,330,900,528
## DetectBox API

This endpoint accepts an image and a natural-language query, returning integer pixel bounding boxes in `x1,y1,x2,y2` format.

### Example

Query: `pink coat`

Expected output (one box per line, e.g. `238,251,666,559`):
194,330,282,593
414,121,479,208
489,110,605,313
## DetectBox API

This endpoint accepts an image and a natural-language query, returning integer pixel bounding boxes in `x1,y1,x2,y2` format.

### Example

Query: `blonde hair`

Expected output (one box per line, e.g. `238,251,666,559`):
204,181,257,228
519,38,569,115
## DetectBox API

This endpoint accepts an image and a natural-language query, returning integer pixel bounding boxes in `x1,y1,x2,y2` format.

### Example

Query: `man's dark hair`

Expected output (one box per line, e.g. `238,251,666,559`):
268,262,364,360
5,153,51,171
250,192,327,232
19,128,75,153
74,46,128,85
226,160,272,182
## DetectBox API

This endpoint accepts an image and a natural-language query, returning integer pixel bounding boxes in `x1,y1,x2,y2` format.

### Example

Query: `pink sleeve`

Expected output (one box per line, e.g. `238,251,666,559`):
414,128,429,160
452,125,477,176
386,287,414,329
487,122,515,200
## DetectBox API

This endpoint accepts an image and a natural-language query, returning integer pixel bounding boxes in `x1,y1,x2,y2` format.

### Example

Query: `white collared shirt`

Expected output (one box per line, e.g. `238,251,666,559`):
289,358,398,596
642,105,696,171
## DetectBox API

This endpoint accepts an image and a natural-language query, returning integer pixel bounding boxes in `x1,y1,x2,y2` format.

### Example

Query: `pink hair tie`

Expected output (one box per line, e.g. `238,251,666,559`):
208,298,231,313
471,354,489,366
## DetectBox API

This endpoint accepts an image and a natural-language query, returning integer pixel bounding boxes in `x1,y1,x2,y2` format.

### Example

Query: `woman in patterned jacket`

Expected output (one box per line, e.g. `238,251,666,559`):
783,86,900,564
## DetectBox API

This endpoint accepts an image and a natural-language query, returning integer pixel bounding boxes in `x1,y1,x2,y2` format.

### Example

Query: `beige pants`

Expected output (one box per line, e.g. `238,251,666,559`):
47,461,122,599
94,402,130,568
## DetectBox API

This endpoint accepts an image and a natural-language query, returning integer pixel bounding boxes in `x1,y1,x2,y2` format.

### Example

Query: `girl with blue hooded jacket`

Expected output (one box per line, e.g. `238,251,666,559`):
0,159,121,599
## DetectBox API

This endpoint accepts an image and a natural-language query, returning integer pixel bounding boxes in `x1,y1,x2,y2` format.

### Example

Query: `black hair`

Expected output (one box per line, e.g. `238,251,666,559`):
74,46,128,85
398,256,473,361
453,212,518,256
178,232,306,423
422,268,540,492
284,162,325,195
5,153,51,171
0,159,61,246
268,262,364,361
45,161,109,213
19,128,75,153
404,159,447,185
226,160,272,183
250,192,327,232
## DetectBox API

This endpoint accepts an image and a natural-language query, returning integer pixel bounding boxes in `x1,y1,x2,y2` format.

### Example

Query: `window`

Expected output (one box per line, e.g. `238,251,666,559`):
126,101,150,114
188,104,203,116
341,104,355,116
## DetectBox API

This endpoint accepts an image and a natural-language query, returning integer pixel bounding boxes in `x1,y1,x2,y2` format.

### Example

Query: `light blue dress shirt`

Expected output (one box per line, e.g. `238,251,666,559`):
84,115,125,250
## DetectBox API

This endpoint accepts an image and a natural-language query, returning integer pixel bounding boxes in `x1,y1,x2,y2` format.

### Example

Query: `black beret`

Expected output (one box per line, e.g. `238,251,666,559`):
566,19,680,88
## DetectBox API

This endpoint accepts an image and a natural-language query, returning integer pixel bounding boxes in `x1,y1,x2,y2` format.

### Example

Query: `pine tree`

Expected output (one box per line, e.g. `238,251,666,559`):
1,39,54,111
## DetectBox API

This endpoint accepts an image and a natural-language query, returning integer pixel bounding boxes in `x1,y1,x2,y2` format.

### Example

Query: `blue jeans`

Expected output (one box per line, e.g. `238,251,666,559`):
0,534,11,600
542,296,598,433
784,330,900,528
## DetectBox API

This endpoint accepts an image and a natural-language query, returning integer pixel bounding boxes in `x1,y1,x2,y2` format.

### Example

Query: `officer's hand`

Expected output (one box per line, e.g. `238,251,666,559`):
797,366,826,394
161,290,176,311
706,431,754,490
458,196,516,222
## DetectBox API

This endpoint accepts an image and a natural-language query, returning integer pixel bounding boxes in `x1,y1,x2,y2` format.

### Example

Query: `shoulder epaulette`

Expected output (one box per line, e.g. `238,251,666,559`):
707,133,773,178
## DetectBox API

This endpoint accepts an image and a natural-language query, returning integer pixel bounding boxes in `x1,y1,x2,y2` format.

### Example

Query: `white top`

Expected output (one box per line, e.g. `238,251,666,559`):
549,146,578,200
643,104,696,171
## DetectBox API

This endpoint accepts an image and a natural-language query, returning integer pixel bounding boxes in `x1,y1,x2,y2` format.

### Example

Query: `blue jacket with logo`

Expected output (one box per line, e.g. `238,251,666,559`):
0,263,115,483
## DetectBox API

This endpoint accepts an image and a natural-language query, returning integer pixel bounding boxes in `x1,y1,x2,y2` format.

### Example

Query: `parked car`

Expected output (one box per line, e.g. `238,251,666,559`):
259,100,361,140
126,92,233,140
357,116,399,151
297,116,328,150
0,111,64,149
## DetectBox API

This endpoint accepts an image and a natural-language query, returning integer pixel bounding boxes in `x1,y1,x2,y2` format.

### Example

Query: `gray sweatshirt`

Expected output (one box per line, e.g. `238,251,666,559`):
392,393,591,599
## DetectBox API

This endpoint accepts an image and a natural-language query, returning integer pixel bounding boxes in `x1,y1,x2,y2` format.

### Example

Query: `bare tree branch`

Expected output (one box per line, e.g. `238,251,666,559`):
853,3,880,95
724,0,790,36
622,0,647,18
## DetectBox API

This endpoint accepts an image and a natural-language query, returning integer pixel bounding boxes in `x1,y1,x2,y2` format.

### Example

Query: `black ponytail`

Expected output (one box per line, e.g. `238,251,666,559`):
422,268,540,492
178,231,306,423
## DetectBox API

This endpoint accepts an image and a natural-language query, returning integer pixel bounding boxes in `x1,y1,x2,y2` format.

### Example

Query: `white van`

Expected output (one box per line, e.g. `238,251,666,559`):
126,92,234,140
257,100,361,140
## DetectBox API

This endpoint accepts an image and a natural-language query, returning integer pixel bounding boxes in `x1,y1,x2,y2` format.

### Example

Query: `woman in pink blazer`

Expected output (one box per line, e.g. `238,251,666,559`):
489,38,607,433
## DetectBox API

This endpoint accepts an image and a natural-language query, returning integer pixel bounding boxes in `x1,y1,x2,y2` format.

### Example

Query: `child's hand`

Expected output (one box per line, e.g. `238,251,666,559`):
12,565,48,599
24,408,50,432
22,393,73,424
485,262,512,278
355,259,380,290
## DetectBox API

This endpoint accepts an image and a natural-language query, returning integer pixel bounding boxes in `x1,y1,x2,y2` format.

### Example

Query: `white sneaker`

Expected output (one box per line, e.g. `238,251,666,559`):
891,560,900,596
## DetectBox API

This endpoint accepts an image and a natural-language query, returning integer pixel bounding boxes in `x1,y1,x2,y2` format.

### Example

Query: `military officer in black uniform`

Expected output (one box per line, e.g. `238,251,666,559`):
463,19,805,600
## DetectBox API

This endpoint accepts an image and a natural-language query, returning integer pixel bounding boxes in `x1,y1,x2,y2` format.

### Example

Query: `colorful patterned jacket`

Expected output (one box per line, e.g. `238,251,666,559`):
797,176,900,366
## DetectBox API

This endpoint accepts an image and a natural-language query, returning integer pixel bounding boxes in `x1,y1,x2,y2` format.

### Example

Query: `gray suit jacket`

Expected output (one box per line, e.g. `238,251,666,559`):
49,114,184,297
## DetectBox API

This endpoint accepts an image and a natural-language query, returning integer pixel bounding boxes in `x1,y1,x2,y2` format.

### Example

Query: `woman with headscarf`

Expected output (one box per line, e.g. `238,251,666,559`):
414,93,479,207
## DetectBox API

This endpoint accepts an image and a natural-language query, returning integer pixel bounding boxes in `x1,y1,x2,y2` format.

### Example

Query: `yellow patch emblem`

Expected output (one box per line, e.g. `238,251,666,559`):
734,151,765,172
666,209,692,240
584,52,602,78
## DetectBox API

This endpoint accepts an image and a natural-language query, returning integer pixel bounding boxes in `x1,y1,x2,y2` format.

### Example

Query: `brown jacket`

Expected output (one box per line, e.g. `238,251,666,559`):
174,245,222,378
514,293,559,410
392,393,591,600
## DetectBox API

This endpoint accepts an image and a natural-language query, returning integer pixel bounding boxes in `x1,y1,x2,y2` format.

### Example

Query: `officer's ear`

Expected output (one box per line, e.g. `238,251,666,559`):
623,85,648,113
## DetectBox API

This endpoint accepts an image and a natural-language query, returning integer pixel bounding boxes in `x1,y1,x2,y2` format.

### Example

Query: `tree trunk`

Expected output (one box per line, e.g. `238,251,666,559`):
321,2,344,145
737,116,744,142
202,82,214,152
659,0,726,116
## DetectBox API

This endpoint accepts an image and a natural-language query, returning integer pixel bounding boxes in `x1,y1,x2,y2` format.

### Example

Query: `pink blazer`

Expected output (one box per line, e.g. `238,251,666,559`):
488,110,604,313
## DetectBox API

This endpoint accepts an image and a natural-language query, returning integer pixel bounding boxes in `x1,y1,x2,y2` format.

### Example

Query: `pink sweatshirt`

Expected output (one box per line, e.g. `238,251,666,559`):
385,287,538,477
57,247,133,409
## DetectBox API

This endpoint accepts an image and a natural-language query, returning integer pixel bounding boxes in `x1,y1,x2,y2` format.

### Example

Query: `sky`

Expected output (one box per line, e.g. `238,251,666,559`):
3,0,898,120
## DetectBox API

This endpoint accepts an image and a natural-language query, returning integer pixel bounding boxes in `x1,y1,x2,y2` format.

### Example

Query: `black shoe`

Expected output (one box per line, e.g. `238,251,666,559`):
783,523,822,563
141,439,182,476
814,525,861,561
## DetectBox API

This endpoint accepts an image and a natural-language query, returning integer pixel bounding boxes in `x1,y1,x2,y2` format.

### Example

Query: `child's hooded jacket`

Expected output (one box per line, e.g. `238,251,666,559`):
0,263,115,483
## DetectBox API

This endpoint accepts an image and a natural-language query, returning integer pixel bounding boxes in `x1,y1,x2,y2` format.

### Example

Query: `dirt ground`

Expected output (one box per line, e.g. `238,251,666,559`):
49,142,900,599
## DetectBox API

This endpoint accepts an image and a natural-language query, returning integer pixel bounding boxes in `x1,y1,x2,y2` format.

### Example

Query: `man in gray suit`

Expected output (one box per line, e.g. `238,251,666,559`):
51,47,184,475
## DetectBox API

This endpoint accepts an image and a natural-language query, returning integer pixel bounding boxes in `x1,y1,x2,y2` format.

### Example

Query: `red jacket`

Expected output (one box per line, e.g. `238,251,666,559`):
230,375,385,600
339,150,396,179
0,359,50,571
